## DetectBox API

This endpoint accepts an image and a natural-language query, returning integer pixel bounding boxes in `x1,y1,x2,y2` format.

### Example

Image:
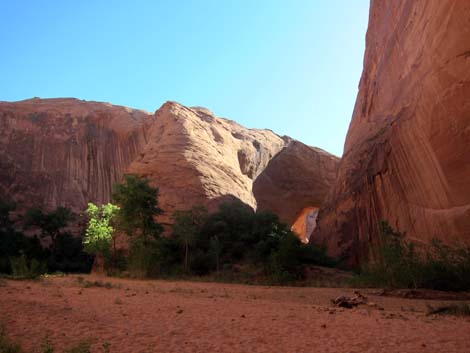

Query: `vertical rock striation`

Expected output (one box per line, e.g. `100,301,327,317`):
314,0,470,265
0,99,339,236
0,98,153,212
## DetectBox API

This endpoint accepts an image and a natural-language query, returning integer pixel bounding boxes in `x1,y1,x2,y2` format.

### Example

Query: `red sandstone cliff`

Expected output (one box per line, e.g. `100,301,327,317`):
0,98,338,236
126,101,287,225
253,140,339,241
314,0,470,264
0,98,153,212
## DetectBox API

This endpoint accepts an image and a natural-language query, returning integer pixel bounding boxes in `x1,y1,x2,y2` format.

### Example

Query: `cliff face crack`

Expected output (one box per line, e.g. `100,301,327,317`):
457,50,470,59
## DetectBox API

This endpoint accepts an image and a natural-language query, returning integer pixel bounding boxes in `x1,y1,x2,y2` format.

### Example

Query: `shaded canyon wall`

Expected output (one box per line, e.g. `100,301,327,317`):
314,0,470,264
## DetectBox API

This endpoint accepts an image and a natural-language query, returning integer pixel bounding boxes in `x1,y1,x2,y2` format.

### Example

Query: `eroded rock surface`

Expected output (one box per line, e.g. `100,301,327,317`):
0,98,153,212
253,141,339,236
314,0,470,265
127,101,286,225
0,99,338,234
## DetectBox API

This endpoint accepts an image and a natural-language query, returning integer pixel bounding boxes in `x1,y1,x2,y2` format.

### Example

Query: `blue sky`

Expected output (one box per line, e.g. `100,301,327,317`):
0,1,369,156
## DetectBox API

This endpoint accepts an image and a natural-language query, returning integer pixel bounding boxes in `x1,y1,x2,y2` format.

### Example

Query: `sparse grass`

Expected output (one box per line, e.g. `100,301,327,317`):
0,326,22,353
40,336,54,353
64,340,92,353
426,302,470,317
0,325,101,353
2,255,46,281
77,277,119,289
353,221,470,292
102,342,111,353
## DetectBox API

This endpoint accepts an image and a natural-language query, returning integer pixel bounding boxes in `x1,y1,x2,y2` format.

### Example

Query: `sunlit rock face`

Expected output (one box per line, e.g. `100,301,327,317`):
126,101,286,225
314,0,470,265
291,207,319,243
0,98,153,212
253,140,339,239
0,99,338,234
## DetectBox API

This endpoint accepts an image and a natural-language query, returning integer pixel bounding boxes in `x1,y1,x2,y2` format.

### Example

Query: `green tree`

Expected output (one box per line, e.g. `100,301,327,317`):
210,235,222,275
112,174,163,242
172,205,208,273
83,203,120,270
25,206,74,245
0,198,48,274
112,175,164,277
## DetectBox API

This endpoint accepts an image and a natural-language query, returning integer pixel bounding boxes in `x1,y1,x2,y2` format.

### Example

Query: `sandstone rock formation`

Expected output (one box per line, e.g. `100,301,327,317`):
314,0,470,265
253,141,339,241
291,207,319,244
0,98,153,212
0,98,339,236
126,101,286,225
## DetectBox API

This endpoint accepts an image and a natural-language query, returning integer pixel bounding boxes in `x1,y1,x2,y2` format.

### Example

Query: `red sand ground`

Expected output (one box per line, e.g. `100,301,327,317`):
1,275,469,353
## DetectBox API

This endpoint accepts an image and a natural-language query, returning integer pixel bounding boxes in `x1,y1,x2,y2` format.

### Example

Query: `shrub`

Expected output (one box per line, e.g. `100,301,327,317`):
169,200,335,283
9,254,46,279
355,221,470,291
49,233,93,274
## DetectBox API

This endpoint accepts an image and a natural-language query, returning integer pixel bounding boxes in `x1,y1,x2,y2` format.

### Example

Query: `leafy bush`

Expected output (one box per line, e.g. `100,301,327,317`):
166,201,335,283
9,254,46,279
48,233,93,273
0,198,91,276
355,221,470,291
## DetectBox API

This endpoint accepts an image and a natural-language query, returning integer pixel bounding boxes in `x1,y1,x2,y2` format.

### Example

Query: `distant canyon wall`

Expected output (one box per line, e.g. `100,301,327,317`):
0,98,339,238
0,98,152,212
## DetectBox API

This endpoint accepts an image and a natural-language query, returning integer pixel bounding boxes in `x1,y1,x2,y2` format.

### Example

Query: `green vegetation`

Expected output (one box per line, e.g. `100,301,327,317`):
9,254,46,279
112,174,163,240
0,198,92,278
353,221,470,291
64,340,91,353
162,201,334,284
102,175,334,283
172,206,208,273
83,203,120,272
25,206,74,245
112,174,164,277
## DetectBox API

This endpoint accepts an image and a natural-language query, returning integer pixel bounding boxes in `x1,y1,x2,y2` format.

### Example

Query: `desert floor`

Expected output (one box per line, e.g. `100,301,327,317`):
1,275,469,353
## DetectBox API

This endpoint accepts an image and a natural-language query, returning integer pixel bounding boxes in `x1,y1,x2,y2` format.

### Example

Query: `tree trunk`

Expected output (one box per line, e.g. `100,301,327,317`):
184,238,189,273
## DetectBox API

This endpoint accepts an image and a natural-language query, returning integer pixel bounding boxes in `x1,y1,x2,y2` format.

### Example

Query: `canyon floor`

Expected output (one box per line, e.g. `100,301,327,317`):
1,275,469,353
